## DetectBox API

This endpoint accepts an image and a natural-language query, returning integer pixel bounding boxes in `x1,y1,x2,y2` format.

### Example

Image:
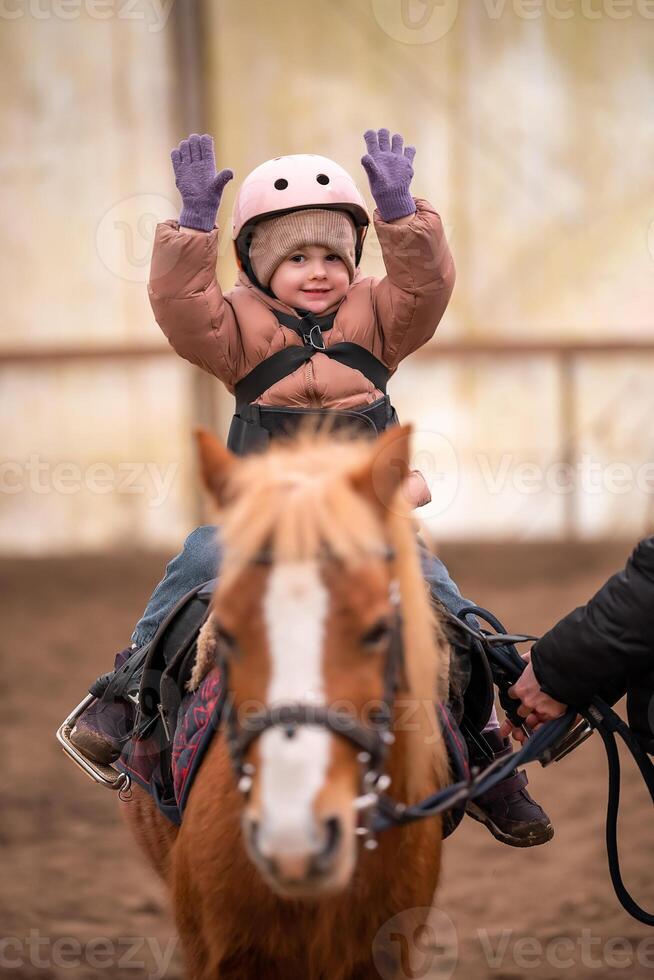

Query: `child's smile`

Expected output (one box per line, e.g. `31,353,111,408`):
270,245,350,314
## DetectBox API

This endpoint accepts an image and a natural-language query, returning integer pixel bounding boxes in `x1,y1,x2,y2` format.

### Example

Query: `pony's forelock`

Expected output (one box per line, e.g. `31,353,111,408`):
219,430,387,574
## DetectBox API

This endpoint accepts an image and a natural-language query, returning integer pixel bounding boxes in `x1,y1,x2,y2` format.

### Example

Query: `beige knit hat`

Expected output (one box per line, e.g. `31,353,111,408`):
249,208,357,288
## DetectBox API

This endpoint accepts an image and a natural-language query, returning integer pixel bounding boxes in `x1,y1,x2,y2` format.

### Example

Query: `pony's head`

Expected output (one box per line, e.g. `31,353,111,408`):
195,424,447,898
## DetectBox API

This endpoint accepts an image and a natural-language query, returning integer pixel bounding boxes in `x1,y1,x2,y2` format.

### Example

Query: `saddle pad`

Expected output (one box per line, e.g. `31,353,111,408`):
172,669,225,812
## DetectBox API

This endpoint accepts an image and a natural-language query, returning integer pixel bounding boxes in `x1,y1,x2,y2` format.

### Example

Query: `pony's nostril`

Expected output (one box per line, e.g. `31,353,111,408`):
312,817,342,874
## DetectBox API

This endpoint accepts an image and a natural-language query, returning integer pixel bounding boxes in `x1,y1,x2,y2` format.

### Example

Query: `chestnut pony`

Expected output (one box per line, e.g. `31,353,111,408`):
122,424,451,980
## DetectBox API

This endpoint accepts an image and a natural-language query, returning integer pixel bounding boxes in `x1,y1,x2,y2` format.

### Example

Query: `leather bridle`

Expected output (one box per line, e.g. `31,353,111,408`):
214,549,405,849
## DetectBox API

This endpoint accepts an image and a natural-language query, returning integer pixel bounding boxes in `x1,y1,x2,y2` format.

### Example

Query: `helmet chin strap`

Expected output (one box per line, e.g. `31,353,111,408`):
234,245,277,299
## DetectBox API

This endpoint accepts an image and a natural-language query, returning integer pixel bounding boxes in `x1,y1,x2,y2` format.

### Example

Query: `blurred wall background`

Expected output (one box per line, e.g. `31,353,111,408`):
2,0,653,554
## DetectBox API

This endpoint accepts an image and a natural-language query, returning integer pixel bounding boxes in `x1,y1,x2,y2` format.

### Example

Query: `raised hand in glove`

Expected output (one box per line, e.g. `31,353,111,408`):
171,133,234,232
361,128,416,222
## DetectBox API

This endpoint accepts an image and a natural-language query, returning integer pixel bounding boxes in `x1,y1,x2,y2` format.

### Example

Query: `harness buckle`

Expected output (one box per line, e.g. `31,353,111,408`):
157,702,171,743
303,322,326,351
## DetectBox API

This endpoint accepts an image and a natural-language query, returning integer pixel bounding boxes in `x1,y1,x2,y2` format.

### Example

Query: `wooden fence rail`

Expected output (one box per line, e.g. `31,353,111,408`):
3,338,654,538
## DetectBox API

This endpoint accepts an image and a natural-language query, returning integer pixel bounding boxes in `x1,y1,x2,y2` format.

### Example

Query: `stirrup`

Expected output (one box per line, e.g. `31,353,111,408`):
56,694,131,794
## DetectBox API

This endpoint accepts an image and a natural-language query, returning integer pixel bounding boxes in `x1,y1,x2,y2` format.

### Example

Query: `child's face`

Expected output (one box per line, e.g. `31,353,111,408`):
269,245,350,313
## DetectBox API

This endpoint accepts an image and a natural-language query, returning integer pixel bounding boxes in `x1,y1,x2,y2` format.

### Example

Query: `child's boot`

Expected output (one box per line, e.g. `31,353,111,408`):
466,730,554,847
69,646,138,766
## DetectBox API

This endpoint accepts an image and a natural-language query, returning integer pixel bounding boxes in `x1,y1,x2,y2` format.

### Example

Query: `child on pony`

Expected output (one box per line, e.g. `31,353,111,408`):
70,128,551,847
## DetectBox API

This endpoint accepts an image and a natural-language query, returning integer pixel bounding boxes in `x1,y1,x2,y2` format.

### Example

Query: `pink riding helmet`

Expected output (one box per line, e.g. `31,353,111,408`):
232,154,370,275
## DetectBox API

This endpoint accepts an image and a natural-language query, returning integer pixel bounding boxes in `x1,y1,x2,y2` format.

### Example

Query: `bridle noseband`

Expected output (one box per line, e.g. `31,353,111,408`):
215,549,405,849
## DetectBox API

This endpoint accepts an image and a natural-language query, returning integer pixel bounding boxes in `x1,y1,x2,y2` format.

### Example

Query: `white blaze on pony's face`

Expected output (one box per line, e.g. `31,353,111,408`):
213,552,399,896
258,560,330,862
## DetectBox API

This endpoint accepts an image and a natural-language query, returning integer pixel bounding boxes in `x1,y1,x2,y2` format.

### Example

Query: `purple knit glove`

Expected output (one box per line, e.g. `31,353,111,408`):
171,133,234,232
361,129,416,222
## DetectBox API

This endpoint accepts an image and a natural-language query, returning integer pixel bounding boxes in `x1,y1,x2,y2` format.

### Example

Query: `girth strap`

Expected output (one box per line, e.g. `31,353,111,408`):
234,311,390,411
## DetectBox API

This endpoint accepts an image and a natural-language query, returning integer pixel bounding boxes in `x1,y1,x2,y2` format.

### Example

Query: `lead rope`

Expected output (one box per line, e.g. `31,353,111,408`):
457,605,654,928
587,698,654,926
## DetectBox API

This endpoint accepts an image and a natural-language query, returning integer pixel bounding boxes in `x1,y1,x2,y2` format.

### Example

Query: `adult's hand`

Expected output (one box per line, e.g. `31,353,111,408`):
499,651,568,742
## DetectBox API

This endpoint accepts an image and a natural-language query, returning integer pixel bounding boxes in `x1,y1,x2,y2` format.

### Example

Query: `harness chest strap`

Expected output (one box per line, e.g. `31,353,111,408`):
234,310,391,411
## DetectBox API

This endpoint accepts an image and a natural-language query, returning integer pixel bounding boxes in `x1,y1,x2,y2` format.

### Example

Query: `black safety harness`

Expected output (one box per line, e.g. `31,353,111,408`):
227,310,399,456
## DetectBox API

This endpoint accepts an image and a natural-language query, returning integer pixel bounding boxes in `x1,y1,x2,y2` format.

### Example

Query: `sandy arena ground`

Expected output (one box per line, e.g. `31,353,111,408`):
2,541,653,979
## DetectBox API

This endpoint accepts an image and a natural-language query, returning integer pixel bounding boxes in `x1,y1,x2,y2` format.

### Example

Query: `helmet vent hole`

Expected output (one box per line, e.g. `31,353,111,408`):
316,173,330,185
274,178,288,190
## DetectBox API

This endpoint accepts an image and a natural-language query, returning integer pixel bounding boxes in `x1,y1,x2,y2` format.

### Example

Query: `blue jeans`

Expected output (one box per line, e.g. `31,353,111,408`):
132,525,473,647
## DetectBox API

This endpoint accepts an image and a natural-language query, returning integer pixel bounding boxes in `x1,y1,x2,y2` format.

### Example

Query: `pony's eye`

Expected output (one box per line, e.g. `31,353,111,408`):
361,620,392,650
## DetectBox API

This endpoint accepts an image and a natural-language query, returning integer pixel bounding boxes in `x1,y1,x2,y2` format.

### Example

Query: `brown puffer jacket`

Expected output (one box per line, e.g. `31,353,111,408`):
148,198,455,503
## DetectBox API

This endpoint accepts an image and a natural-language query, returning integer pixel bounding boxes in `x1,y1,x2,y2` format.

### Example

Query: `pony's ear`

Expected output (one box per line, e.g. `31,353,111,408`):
194,427,239,507
349,423,413,518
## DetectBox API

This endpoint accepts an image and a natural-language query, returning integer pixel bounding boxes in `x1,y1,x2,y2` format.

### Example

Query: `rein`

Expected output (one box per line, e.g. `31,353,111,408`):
374,605,654,929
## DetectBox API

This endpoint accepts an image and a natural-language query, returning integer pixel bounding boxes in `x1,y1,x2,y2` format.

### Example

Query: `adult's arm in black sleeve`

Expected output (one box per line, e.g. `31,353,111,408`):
530,537,654,709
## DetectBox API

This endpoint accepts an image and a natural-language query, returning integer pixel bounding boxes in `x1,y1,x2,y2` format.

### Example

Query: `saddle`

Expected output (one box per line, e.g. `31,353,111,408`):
112,580,218,823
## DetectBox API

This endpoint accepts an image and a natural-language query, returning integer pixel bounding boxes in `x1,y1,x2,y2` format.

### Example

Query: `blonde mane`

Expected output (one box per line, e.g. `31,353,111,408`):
215,429,450,802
